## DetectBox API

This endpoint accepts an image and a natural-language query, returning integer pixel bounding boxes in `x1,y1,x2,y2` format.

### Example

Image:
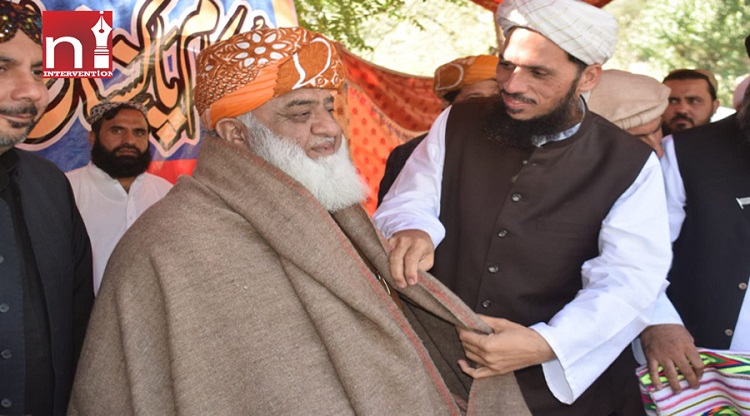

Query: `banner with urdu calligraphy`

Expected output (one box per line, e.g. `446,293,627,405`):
20,0,297,184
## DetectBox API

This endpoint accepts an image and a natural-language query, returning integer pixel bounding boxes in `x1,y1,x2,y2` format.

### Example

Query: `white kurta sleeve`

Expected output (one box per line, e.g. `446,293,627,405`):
644,136,687,326
529,153,673,403
631,137,687,362
660,135,688,242
372,108,451,247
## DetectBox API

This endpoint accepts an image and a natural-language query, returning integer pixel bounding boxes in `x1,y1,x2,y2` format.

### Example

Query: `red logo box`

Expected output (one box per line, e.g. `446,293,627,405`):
42,10,113,78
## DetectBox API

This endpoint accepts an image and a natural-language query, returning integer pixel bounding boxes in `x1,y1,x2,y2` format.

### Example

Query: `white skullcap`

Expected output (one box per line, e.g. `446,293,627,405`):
496,0,618,65
587,69,670,131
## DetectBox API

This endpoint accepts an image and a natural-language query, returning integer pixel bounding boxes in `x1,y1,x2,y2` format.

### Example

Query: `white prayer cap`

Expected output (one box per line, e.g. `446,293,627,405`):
496,0,618,65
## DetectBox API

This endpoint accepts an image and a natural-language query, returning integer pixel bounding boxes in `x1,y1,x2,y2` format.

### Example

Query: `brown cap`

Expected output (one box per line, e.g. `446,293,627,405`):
588,69,670,131
664,68,718,99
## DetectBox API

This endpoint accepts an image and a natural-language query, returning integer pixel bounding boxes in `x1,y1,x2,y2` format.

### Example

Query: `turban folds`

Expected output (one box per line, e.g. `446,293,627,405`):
0,2,41,45
194,27,344,129
496,0,618,65
587,69,670,131
433,55,499,100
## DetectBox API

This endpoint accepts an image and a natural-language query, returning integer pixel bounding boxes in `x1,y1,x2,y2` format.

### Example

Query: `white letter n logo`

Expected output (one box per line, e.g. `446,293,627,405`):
45,36,83,69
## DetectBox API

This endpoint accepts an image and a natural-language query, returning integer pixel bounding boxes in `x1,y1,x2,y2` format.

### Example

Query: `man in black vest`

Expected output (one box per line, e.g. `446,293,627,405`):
373,0,672,414
0,3,94,415
638,33,750,394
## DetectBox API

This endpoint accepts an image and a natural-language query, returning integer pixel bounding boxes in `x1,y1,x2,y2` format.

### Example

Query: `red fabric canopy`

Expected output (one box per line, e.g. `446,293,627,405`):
334,44,442,214
469,0,612,12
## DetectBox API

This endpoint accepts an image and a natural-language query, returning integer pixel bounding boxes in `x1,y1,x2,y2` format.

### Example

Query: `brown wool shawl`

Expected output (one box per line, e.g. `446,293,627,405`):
68,135,530,415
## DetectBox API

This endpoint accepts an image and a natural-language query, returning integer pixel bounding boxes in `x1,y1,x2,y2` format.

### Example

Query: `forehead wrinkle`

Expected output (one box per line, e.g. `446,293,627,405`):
499,54,553,74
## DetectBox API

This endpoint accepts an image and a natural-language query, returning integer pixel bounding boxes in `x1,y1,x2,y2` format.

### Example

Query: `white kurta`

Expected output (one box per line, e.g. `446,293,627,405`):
654,136,750,350
373,107,672,404
66,163,172,294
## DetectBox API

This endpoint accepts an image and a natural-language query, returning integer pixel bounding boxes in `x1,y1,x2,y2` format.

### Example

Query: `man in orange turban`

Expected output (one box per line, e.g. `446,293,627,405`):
432,55,500,105
194,26,344,130
69,27,531,415
377,55,500,204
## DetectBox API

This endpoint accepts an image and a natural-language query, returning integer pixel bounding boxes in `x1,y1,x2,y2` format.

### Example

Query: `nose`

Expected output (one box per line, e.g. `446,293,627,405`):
500,67,526,95
121,129,138,145
11,73,46,105
673,100,690,114
311,109,342,138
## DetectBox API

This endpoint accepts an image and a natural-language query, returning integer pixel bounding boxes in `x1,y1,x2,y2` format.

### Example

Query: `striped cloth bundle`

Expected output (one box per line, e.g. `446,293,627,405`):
637,349,750,415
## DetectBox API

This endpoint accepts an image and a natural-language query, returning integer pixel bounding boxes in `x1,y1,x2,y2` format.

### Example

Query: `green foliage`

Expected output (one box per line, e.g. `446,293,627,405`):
295,0,464,52
295,0,408,51
613,0,750,106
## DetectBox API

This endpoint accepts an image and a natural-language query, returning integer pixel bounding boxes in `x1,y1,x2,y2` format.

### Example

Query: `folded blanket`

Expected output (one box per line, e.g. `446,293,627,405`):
637,349,750,415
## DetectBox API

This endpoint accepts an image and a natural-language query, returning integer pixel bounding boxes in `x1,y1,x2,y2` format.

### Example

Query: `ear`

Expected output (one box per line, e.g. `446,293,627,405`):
87,130,96,147
214,118,248,146
711,99,720,115
576,64,603,94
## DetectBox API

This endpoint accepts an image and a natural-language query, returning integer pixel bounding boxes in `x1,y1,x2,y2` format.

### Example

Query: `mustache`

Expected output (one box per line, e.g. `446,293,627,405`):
113,144,145,155
501,90,537,105
309,137,335,147
0,104,39,118
670,113,693,122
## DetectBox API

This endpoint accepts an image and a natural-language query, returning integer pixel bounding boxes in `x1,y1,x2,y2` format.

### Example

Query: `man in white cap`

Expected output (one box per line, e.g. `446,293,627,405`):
374,0,671,413
66,100,172,295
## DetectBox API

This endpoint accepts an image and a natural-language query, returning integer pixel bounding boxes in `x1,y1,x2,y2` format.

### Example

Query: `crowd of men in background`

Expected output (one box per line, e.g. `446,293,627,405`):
1,0,749,414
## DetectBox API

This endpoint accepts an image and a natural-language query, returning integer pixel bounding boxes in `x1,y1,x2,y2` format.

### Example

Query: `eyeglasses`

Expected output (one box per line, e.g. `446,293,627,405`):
0,3,42,45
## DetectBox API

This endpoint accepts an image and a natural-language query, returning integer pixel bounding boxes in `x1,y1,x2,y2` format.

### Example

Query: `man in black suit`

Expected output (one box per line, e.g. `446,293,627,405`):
639,33,750,394
0,3,94,415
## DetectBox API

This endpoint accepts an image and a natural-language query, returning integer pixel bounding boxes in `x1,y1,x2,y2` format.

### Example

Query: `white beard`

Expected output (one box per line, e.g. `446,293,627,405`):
238,113,369,212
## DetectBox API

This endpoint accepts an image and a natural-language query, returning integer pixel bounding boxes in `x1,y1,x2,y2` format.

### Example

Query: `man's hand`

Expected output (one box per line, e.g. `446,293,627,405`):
457,315,555,379
640,324,703,393
387,229,434,288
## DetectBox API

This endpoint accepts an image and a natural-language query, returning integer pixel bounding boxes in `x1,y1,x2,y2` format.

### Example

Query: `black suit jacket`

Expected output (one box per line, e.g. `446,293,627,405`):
2,149,94,415
377,134,426,206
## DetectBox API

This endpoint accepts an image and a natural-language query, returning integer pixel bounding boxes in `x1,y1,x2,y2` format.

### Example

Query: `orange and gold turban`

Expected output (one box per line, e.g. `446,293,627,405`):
194,27,344,129
432,55,499,100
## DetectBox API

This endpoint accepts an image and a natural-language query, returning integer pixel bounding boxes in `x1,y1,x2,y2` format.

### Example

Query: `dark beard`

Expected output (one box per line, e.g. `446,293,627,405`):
0,103,39,148
483,83,582,150
91,138,151,178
